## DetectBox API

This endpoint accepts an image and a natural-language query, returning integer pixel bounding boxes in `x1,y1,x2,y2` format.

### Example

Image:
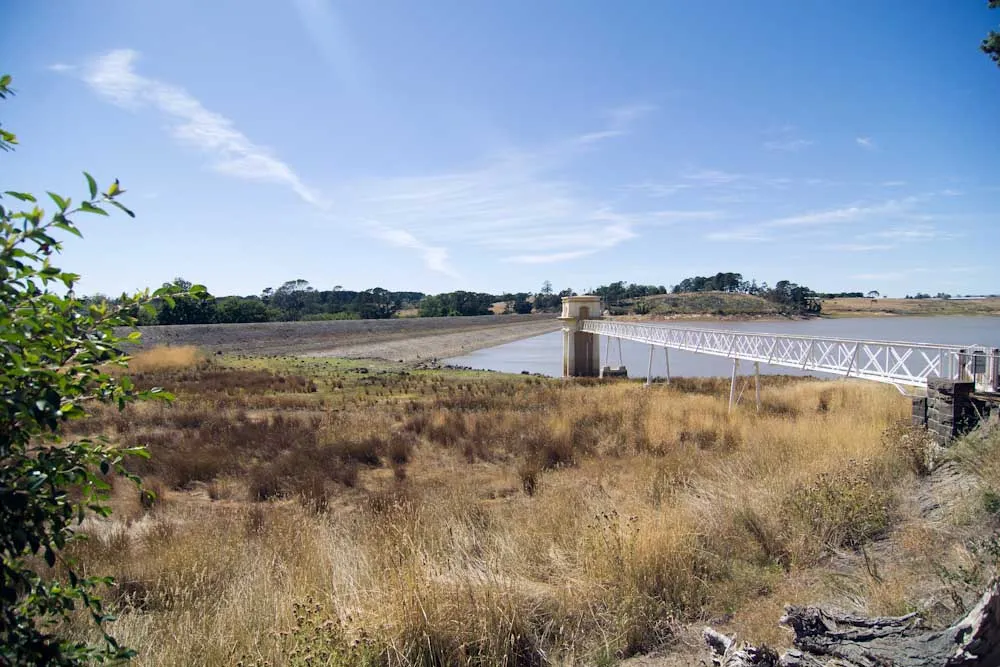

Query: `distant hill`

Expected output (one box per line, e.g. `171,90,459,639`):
615,291,787,318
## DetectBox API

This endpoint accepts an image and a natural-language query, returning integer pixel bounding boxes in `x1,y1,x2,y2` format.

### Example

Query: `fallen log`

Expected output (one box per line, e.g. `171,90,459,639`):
705,580,1000,666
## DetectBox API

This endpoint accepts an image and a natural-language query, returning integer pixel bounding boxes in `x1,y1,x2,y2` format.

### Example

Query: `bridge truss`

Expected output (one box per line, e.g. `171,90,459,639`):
580,320,988,398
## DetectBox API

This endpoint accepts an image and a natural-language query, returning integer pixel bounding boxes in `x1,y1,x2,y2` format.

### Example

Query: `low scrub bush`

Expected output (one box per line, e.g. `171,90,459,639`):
782,460,895,553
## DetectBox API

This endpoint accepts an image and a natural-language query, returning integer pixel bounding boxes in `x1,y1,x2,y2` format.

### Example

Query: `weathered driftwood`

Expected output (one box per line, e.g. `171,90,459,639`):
705,580,1000,666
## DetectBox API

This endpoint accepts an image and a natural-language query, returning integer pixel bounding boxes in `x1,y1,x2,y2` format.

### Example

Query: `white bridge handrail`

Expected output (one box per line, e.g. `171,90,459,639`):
579,320,975,389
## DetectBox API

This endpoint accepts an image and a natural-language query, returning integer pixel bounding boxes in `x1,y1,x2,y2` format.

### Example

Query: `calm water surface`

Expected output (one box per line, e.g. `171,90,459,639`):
446,317,1000,379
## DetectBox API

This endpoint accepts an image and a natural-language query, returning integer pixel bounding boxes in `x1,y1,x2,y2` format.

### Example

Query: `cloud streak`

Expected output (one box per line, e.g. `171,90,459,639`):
763,138,814,152
706,197,934,242
371,227,458,278
575,103,656,145
73,49,324,207
332,141,713,266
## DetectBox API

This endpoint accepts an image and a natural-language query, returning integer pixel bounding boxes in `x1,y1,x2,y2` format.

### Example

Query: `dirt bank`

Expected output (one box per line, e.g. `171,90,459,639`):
131,314,561,361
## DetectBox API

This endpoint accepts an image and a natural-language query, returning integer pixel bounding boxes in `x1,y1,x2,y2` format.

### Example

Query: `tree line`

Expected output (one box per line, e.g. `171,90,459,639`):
86,279,581,325
83,272,838,324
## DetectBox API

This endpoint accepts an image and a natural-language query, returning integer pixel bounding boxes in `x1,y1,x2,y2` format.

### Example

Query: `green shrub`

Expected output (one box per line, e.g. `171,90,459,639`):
0,73,197,663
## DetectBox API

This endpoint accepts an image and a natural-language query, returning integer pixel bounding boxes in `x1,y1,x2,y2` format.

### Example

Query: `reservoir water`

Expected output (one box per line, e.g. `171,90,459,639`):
446,317,1000,379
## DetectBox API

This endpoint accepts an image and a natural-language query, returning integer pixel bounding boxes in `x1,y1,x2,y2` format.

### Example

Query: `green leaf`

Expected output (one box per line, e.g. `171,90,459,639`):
4,190,36,202
84,172,98,199
0,74,11,88
52,221,84,238
47,192,69,211
79,201,108,216
107,199,134,218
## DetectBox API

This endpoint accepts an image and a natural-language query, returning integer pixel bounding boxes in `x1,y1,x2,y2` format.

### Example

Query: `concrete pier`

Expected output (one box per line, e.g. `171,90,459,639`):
559,296,602,377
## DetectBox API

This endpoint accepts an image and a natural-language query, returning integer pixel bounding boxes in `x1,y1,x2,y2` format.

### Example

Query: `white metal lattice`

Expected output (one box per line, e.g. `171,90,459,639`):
579,320,975,389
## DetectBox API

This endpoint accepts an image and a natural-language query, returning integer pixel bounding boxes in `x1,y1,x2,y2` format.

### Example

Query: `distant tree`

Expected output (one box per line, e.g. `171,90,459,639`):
419,291,494,317
866,290,880,299
355,287,399,319
936,292,952,300
215,296,270,323
512,297,533,314
540,280,553,295
984,0,1000,66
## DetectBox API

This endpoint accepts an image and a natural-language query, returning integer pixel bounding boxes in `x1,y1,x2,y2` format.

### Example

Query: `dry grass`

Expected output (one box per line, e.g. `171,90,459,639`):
60,357,1000,665
127,345,203,372
822,296,1000,318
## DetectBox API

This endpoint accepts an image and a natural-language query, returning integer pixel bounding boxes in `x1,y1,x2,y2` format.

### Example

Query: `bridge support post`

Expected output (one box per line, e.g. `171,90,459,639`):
646,345,654,387
729,358,740,412
754,361,761,413
559,296,603,378
664,348,671,384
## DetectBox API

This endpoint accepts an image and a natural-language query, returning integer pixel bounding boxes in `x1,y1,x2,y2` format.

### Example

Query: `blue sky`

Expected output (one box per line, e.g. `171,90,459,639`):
3,1,998,297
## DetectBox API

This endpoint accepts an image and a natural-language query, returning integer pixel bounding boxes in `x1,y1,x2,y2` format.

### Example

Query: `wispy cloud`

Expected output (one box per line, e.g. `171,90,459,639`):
850,267,945,282
291,0,362,87
331,139,707,267
575,103,656,145
706,197,932,243
851,271,910,281
761,124,814,152
862,224,960,242
682,168,748,186
371,228,457,277
881,180,907,187
507,222,636,264
830,243,895,252
764,198,915,228
856,136,875,150
763,138,814,152
626,182,694,198
68,49,324,207
705,228,769,242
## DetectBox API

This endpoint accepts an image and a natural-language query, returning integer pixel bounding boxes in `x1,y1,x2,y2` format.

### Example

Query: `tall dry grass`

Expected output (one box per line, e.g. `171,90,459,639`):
64,360,925,665
127,345,202,372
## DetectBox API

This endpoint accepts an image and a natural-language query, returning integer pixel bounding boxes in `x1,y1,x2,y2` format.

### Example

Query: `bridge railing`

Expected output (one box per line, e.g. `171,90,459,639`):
579,320,972,388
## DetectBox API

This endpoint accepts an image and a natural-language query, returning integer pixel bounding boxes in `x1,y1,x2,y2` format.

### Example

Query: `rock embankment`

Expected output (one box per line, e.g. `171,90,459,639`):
129,314,561,361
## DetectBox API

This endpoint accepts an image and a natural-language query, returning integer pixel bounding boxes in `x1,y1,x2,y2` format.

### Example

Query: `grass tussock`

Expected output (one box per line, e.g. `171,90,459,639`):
62,355,964,666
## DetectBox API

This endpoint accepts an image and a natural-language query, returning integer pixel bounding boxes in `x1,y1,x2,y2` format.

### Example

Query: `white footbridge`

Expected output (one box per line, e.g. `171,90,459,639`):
559,296,999,408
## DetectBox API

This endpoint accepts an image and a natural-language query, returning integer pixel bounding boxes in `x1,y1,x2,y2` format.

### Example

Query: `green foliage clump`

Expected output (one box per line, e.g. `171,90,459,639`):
419,290,495,317
984,0,1000,67
0,74,194,664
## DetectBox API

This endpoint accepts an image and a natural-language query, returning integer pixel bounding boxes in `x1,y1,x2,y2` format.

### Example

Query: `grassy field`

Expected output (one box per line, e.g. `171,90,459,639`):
60,346,1000,665
822,297,1000,318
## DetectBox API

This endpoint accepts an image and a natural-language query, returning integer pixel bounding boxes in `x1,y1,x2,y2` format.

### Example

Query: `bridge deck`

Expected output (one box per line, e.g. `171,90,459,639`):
580,320,977,390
